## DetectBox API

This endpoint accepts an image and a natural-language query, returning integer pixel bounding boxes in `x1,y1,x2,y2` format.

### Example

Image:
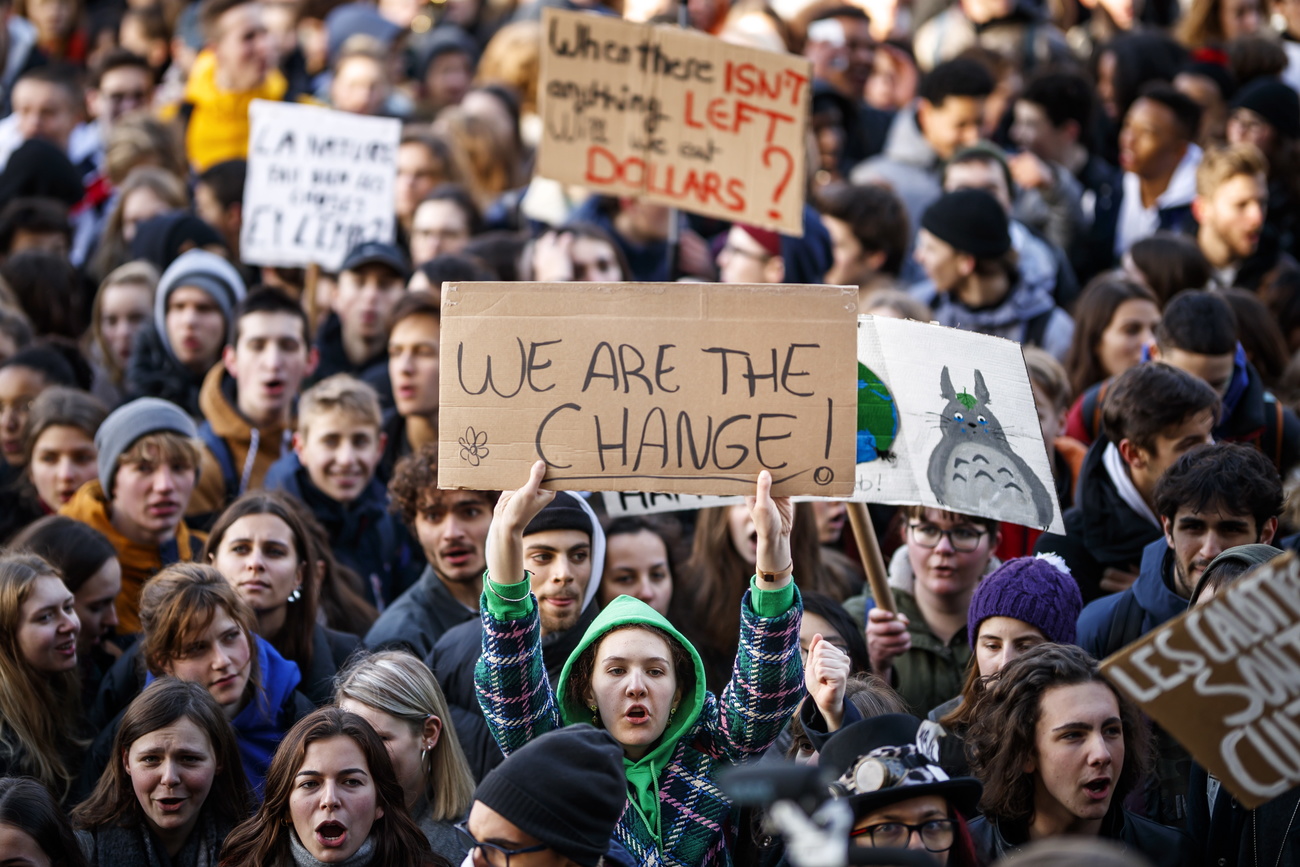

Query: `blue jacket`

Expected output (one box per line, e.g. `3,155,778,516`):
265,452,422,609
1076,536,1180,659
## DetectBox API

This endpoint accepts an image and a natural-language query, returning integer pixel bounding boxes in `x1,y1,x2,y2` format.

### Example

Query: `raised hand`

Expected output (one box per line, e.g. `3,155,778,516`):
804,633,851,731
487,460,555,584
747,470,794,584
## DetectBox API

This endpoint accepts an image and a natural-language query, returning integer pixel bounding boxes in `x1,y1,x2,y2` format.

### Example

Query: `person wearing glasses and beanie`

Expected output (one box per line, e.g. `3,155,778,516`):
460,724,632,867
820,713,983,866
847,505,1001,716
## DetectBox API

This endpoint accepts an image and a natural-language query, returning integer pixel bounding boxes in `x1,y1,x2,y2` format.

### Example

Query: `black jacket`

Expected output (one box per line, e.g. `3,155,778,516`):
365,565,477,660
426,602,598,781
298,623,361,706
1187,762,1300,867
970,806,1196,867
1034,434,1164,603
124,324,205,418
307,312,393,408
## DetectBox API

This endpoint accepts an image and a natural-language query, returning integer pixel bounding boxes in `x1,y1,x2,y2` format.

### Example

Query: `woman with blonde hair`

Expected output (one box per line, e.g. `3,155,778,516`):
87,563,313,795
335,649,474,863
0,552,86,802
85,260,160,408
87,169,187,284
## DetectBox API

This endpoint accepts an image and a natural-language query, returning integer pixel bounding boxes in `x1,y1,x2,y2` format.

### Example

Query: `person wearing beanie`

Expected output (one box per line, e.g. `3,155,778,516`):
820,713,983,864
716,206,835,286
464,725,631,867
913,188,1075,360
60,397,205,633
417,25,476,117
427,483,609,780
1227,77,1300,260
125,246,247,418
929,554,1083,774
475,463,804,867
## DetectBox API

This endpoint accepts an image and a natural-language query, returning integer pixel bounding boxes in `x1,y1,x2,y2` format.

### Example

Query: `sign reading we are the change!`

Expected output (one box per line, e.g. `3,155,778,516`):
438,281,859,497
1102,552,1300,808
241,100,401,272
537,8,811,235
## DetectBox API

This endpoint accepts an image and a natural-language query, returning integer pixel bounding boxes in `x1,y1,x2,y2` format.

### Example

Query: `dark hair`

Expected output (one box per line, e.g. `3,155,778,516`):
1019,72,1094,135
816,183,909,277
1063,277,1160,396
72,678,252,832
14,64,82,105
802,591,870,674
387,289,440,336
199,0,254,42
1156,289,1237,355
918,58,995,106
1127,232,1212,304
1227,33,1288,87
966,644,1151,824
203,491,321,673
0,253,88,339
19,384,108,466
809,4,870,22
8,516,116,593
0,198,70,255
415,254,497,288
219,707,438,867
232,286,310,347
0,307,33,354
418,183,484,236
1134,82,1204,142
197,159,247,212
945,144,1015,204
1153,442,1284,526
0,777,88,867
1216,287,1288,388
1096,33,1189,121
0,342,88,389
89,48,151,88
291,498,379,636
1101,362,1220,452
552,220,633,281
387,442,498,531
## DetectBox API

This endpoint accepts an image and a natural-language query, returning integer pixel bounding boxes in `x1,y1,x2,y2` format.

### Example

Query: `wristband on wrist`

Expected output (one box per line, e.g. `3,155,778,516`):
756,563,793,583
488,571,533,602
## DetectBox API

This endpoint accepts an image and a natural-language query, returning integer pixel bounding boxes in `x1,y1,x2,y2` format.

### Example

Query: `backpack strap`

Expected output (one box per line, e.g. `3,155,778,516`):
1087,380,1110,442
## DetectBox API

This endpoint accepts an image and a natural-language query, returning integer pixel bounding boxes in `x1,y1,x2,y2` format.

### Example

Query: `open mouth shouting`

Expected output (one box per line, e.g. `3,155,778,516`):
625,704,651,726
316,820,349,849
155,796,187,815
1082,777,1112,801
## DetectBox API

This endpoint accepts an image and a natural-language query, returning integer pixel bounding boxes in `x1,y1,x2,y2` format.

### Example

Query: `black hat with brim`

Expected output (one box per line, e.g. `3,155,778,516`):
820,714,983,820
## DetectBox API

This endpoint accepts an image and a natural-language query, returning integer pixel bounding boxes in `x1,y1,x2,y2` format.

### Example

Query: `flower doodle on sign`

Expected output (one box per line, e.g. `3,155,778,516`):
459,428,490,466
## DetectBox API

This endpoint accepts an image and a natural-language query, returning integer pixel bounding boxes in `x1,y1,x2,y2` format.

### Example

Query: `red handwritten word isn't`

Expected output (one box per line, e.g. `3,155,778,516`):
721,61,808,108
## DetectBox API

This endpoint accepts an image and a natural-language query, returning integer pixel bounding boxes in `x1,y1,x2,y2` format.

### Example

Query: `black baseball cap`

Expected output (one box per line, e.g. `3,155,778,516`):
340,241,410,279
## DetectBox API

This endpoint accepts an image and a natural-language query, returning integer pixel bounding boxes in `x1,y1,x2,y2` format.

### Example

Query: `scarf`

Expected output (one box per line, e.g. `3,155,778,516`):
1102,441,1160,528
288,830,376,867
83,814,223,867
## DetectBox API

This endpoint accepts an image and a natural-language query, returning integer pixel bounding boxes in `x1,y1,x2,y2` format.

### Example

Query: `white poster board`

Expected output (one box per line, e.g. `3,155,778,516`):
241,101,401,271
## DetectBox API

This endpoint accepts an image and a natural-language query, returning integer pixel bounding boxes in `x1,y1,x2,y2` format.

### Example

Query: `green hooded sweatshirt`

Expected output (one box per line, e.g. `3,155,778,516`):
554,595,707,848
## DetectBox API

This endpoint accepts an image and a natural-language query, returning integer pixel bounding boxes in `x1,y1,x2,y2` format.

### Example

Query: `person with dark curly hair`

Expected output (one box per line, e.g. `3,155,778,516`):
965,643,1191,865
366,442,498,658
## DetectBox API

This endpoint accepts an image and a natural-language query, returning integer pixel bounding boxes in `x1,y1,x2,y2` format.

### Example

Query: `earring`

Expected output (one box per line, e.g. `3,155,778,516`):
288,587,302,603
589,704,599,724
670,706,677,717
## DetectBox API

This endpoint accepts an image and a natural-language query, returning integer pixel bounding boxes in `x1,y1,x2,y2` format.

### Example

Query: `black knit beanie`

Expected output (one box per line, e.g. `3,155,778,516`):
1231,78,1300,139
473,725,627,867
920,189,1011,259
523,491,592,538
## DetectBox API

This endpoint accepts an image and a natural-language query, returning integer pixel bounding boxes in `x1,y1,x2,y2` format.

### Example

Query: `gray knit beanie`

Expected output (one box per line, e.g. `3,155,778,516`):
153,249,247,361
95,398,199,495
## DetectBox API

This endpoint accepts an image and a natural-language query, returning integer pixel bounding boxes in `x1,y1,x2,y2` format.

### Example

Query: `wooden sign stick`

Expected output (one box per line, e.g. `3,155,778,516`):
846,501,894,613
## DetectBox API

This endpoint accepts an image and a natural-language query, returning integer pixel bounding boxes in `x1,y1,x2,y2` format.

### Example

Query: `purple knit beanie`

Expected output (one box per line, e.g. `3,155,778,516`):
967,554,1082,648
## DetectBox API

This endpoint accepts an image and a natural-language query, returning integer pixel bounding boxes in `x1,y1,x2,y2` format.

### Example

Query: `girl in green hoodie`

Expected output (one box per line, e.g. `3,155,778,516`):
474,463,805,867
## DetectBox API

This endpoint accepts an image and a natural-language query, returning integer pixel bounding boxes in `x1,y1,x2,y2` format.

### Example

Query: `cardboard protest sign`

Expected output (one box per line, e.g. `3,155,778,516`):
438,281,858,496
537,8,811,235
602,491,739,516
241,101,401,271
850,317,1064,533
1101,552,1300,808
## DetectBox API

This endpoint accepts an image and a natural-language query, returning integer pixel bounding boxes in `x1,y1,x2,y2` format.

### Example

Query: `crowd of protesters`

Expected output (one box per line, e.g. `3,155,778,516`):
1,0,1300,862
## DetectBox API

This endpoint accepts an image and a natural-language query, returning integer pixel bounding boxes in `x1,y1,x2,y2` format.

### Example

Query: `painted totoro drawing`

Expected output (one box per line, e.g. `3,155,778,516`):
926,366,1054,528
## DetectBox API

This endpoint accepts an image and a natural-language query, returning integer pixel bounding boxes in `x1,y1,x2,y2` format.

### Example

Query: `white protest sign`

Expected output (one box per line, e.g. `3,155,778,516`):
241,100,400,271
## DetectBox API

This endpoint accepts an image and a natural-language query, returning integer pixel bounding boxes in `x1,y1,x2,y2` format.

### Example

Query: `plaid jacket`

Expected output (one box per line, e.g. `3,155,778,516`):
475,589,804,867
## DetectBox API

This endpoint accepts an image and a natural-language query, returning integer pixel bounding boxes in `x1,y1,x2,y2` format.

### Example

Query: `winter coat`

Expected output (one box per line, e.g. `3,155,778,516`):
265,453,422,609
1033,435,1165,604
1076,536,1182,659
187,364,294,519
124,324,205,418
1187,762,1300,867
969,806,1194,867
365,565,478,660
60,481,204,634
475,588,804,867
297,623,361,706
850,106,942,231
306,312,393,408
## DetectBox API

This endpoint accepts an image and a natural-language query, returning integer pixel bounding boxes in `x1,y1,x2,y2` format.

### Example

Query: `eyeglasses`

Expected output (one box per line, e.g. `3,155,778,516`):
851,819,955,852
455,820,549,867
908,523,987,552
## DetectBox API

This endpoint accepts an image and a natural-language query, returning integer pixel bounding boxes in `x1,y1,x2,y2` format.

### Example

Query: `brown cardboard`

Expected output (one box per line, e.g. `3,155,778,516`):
537,8,811,235
438,281,858,496
1100,551,1300,809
